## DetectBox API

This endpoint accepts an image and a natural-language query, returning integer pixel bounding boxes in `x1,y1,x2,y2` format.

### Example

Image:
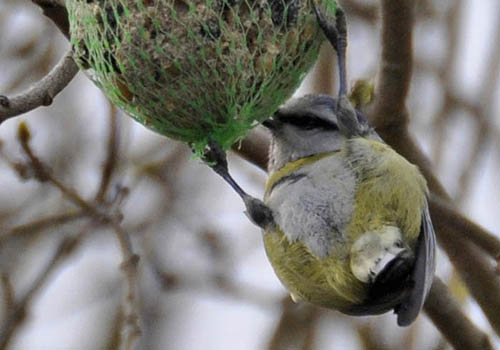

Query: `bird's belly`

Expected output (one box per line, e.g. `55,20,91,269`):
263,227,368,310
264,154,357,259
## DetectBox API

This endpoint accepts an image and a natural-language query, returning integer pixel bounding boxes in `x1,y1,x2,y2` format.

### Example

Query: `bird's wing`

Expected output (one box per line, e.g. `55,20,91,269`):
396,204,436,326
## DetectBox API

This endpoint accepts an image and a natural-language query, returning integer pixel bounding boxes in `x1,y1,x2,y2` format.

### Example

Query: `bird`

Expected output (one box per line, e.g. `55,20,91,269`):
204,3,436,326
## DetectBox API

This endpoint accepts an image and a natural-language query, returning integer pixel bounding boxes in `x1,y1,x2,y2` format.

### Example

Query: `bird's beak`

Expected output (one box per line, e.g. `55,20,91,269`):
262,119,276,129
262,114,281,131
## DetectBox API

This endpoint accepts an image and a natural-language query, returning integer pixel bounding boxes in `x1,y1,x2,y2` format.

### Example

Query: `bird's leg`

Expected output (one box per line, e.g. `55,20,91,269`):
313,3,362,136
202,139,274,229
312,3,347,97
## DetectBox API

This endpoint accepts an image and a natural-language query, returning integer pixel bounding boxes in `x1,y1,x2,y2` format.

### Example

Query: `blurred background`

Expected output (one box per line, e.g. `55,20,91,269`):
0,0,499,349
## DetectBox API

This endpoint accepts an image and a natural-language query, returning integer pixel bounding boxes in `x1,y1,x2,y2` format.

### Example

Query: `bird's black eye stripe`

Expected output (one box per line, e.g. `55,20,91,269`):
278,113,338,131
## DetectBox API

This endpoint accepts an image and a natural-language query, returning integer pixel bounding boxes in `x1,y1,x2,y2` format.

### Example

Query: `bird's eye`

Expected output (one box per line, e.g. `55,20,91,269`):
279,114,338,131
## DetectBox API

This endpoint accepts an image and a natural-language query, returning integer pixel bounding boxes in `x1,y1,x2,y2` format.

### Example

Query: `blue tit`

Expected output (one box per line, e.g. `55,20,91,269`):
204,4,435,326
260,92,435,326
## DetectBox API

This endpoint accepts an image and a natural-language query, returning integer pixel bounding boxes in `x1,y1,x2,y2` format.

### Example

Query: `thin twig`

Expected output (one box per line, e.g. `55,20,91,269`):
430,196,500,259
0,50,79,123
430,0,462,170
113,223,141,350
146,240,278,309
0,210,84,244
455,10,500,204
95,104,120,202
18,126,97,213
0,232,84,349
16,122,142,348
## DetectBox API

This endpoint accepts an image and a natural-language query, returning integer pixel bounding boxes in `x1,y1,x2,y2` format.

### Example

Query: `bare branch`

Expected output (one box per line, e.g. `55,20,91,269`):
429,209,500,336
0,50,79,123
430,196,500,259
424,277,494,350
356,323,389,350
231,128,269,171
0,1,76,123
370,0,415,132
267,298,321,350
0,273,15,313
307,42,336,95
10,0,498,346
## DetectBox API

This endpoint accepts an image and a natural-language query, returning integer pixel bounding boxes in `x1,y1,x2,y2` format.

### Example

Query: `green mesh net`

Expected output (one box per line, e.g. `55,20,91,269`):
68,0,337,154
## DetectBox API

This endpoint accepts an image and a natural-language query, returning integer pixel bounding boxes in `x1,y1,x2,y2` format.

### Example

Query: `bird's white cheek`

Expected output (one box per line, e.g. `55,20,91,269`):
350,226,405,283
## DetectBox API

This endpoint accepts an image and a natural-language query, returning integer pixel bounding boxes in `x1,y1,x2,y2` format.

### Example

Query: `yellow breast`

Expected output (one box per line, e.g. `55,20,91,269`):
345,137,428,246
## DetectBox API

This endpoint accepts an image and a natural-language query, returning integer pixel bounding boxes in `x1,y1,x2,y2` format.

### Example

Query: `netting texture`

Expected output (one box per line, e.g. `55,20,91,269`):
68,0,336,152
